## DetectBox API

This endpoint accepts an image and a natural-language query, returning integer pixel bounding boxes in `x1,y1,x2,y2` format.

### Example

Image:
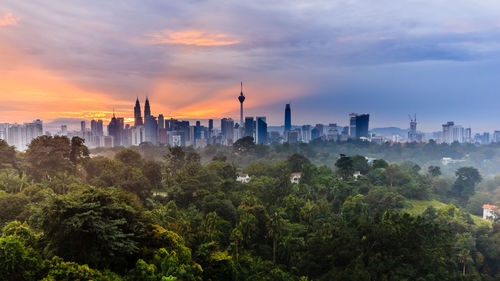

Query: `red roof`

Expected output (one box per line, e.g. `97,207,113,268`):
483,204,498,210
290,172,302,178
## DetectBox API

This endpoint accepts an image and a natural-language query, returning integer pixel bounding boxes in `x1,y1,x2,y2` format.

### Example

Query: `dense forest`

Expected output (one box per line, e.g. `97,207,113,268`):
1,136,500,280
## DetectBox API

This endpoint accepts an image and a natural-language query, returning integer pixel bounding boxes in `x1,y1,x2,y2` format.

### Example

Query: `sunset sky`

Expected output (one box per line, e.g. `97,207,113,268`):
2,1,500,131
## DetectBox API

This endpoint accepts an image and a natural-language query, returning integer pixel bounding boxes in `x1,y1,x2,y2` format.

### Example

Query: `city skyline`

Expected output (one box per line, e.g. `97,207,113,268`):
4,1,500,131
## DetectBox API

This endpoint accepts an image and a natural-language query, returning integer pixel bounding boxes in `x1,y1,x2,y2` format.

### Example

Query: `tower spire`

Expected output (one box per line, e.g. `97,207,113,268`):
238,81,246,126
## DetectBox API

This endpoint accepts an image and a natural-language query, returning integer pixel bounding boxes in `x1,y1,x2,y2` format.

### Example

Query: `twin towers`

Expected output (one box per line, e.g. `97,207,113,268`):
133,97,150,127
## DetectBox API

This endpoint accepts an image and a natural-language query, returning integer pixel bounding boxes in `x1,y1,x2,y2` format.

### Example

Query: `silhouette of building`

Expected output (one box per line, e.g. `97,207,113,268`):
144,115,158,145
221,118,234,145
107,113,121,146
349,113,370,139
244,117,255,138
134,98,143,126
256,116,267,144
284,104,291,132
144,97,151,118
91,120,104,136
158,114,164,129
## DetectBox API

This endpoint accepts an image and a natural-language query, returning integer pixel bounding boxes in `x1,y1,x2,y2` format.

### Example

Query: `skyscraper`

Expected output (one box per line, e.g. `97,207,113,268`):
221,118,234,145
238,82,245,126
408,114,417,142
355,114,369,139
108,113,121,146
244,117,254,138
256,117,268,144
144,97,151,118
80,121,86,133
284,104,291,132
349,113,357,139
158,114,165,129
144,115,158,145
134,98,143,126
348,113,369,139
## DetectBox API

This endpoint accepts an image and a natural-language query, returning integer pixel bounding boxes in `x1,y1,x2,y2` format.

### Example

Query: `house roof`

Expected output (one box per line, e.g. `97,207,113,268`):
483,204,498,210
290,172,302,178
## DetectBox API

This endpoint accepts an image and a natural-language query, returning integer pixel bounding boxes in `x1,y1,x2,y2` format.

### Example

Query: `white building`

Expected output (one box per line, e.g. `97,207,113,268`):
290,172,302,184
236,173,251,183
483,204,498,220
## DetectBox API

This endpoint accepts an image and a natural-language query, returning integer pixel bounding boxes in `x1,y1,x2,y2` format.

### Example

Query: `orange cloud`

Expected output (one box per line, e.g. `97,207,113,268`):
0,42,129,123
149,30,240,46
0,13,18,27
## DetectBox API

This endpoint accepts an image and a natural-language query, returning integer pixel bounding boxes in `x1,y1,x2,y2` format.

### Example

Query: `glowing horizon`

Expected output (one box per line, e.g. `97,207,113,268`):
4,2,500,131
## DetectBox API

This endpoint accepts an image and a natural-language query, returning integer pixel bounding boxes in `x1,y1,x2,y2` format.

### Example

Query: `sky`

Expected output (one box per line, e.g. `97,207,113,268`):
2,0,500,131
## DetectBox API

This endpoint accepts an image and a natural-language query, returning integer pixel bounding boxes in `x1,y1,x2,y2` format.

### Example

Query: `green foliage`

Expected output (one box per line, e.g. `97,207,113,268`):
38,187,145,270
233,136,255,153
7,138,500,280
0,139,18,170
25,136,73,181
0,234,43,281
452,167,482,203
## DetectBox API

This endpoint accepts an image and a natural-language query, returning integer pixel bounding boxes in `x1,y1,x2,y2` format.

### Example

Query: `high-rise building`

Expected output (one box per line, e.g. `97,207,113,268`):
80,121,86,134
284,104,291,132
493,131,500,143
238,82,245,126
134,98,143,126
442,121,454,144
91,120,104,136
442,121,466,144
408,114,417,142
256,117,267,144
348,114,369,139
144,97,151,118
144,115,158,145
107,113,121,146
356,114,369,139
244,117,255,138
158,114,165,129
221,118,234,145
465,128,472,143
349,113,357,139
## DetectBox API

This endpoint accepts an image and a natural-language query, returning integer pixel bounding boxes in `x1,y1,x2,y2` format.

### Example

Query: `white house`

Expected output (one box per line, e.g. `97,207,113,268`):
483,204,498,220
236,173,251,183
290,172,302,184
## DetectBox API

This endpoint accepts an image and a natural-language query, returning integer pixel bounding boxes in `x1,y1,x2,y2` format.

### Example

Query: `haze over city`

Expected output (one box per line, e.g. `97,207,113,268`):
3,1,500,131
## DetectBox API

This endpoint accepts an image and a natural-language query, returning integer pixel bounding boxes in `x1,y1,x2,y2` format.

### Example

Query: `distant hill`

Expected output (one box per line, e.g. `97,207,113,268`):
370,127,408,137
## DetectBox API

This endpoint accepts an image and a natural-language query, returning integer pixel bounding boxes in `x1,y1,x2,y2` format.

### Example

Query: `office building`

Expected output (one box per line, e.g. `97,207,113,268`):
284,104,291,132
256,117,268,144
244,117,255,138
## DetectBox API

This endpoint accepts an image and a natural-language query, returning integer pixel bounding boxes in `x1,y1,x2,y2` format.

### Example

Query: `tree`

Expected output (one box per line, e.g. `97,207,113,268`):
69,136,90,165
38,187,145,271
0,139,18,170
287,154,310,173
142,161,163,193
25,136,73,181
351,155,370,174
233,136,255,153
115,149,143,168
0,235,43,281
267,212,286,264
452,167,482,203
372,159,388,169
427,166,441,178
335,155,354,179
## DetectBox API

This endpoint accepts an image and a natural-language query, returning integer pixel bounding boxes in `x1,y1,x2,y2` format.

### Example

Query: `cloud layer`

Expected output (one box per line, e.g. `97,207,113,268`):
2,1,500,131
